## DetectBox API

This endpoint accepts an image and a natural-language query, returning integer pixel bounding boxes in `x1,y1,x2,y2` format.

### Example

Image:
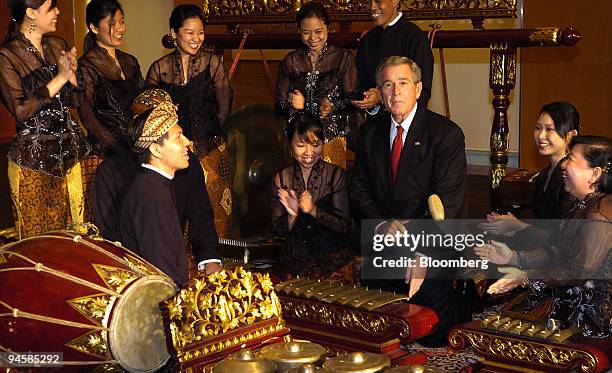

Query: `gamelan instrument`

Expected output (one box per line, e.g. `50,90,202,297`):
0,230,177,372
160,267,290,372
212,349,277,373
285,363,331,373
274,278,438,365
213,347,445,373
323,351,391,372
258,341,327,371
449,313,611,372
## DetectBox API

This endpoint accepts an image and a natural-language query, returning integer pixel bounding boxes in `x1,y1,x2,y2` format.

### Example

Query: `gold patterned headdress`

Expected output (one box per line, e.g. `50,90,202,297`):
132,99,179,153
131,88,174,116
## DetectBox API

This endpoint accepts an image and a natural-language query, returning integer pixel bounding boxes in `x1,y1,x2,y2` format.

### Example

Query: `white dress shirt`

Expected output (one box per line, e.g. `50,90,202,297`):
389,103,418,150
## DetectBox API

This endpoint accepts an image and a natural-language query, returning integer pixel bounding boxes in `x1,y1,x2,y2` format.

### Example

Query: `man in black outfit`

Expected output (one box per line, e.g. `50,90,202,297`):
350,56,467,346
93,89,221,286
353,0,434,112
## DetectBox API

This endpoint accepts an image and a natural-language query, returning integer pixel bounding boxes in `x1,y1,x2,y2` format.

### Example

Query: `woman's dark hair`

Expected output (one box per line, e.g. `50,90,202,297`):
83,0,123,54
286,112,324,144
296,1,330,27
3,0,57,45
129,108,170,164
540,101,580,139
169,4,205,32
569,135,612,193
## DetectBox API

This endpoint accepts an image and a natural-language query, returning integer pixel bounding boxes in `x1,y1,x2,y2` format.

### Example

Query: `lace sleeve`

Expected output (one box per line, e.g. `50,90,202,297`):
516,247,553,270
209,54,232,126
77,64,117,150
315,167,350,235
145,60,161,85
329,49,357,115
526,218,612,284
274,55,299,118
0,53,53,123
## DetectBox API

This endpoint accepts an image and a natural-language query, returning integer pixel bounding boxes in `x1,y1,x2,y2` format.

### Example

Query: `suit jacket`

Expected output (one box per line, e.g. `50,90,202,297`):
350,105,466,221
351,107,469,345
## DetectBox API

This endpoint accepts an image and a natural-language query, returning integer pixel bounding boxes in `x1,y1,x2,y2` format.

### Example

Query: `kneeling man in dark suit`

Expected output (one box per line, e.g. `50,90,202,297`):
350,56,468,346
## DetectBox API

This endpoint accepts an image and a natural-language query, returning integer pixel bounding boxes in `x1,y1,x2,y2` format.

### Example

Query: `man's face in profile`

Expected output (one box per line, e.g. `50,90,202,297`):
155,124,190,173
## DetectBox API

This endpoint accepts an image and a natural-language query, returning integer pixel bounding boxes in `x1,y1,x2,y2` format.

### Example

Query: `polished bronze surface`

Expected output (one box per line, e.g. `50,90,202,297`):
286,363,332,373
323,352,390,373
480,314,582,342
275,279,408,311
225,104,285,237
213,349,277,373
258,341,327,372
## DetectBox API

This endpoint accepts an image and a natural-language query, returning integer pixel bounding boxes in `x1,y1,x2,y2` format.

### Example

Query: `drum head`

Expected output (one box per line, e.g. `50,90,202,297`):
109,277,177,372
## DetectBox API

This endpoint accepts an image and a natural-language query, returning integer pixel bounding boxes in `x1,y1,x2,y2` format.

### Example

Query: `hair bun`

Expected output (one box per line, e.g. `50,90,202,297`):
162,33,175,49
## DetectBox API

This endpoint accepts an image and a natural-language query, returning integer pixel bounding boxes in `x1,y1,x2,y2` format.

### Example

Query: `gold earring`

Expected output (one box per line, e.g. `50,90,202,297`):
28,23,36,33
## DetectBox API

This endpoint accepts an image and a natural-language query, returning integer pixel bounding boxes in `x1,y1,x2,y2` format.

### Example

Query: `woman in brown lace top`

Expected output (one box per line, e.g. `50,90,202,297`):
146,4,233,237
476,136,611,337
78,0,144,220
0,0,90,238
275,1,357,169
272,113,357,283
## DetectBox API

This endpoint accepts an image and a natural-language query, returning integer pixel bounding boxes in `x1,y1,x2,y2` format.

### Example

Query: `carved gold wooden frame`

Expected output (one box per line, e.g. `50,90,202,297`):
202,0,517,24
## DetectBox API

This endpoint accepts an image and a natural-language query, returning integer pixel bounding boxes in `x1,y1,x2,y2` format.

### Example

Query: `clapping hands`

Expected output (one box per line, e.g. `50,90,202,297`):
288,90,305,110
474,240,515,265
478,211,529,237
278,188,299,216
58,47,78,86
278,188,317,217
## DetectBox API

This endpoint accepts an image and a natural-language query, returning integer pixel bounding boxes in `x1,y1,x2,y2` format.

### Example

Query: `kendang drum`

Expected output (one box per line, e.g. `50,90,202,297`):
0,230,177,372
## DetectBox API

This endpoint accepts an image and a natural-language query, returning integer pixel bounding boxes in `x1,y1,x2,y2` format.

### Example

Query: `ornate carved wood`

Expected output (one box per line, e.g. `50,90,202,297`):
201,0,518,24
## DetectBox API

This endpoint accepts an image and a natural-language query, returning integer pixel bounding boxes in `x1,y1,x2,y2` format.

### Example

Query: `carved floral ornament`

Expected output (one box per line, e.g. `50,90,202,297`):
201,0,517,23
162,267,283,349
449,330,598,372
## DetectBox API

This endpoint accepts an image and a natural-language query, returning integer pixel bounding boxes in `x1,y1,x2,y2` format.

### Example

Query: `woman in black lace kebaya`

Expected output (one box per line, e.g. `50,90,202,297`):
147,4,233,237
275,1,357,169
272,113,357,283
0,0,90,238
476,136,611,338
78,0,144,220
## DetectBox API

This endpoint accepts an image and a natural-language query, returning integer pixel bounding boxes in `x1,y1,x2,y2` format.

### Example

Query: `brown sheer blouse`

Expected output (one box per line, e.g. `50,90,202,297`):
0,33,90,177
513,192,611,337
275,44,357,142
516,193,611,284
271,160,354,278
146,48,232,154
272,160,350,236
78,45,144,157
